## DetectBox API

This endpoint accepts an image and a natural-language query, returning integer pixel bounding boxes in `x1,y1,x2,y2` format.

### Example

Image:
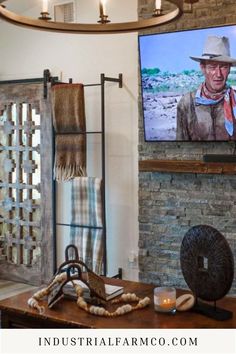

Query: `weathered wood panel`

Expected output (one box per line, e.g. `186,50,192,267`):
0,82,54,285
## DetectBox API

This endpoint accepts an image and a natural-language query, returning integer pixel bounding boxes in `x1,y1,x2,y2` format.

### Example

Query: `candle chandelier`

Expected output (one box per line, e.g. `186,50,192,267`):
0,0,198,34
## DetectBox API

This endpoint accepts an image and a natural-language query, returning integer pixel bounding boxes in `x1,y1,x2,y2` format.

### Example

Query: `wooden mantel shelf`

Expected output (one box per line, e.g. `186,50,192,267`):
139,160,236,175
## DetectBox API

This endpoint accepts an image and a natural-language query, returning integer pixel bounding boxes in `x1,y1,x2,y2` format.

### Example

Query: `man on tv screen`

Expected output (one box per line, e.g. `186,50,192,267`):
176,35,236,141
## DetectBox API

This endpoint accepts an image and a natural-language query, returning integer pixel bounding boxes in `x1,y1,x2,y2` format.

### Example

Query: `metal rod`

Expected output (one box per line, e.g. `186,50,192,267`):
84,83,101,87
52,127,57,273
101,73,107,276
0,78,45,84
53,131,102,135
56,223,103,230
43,69,50,98
51,82,101,88
100,73,123,276
103,74,123,88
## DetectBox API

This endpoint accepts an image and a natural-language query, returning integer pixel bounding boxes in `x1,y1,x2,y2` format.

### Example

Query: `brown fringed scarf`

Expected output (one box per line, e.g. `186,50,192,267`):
51,83,87,181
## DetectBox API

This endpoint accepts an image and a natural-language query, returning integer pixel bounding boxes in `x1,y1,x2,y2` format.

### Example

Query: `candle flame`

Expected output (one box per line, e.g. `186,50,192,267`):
163,298,172,304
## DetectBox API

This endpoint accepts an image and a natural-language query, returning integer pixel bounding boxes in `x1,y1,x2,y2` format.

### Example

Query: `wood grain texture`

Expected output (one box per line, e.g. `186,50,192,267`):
0,82,53,286
40,86,54,284
139,160,236,174
0,280,36,301
0,278,236,328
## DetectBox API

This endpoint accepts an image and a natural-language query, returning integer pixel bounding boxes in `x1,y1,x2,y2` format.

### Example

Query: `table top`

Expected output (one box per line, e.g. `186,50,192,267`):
0,278,235,328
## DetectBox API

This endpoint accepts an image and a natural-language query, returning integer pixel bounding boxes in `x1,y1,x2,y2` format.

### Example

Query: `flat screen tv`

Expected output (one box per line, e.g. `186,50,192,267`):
139,25,236,142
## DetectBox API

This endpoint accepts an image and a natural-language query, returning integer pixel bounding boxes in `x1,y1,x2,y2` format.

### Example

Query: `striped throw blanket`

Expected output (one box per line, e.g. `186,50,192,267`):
71,177,103,228
70,177,104,274
70,228,104,275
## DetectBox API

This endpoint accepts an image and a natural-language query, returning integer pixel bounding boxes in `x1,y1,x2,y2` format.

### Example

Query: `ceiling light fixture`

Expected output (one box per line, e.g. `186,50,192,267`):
0,0,198,34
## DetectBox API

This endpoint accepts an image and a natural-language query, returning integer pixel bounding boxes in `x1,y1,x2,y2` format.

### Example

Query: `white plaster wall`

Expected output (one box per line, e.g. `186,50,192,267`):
0,0,139,280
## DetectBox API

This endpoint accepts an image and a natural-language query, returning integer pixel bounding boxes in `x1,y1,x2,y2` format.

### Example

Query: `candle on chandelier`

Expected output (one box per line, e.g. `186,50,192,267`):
100,0,107,16
155,0,162,10
42,0,49,13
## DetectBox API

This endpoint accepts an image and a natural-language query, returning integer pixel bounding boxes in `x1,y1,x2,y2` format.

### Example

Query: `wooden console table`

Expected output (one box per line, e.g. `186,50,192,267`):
0,278,235,328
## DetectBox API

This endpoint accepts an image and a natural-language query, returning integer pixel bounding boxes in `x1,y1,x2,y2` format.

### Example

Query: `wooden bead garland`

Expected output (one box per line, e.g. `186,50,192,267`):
73,283,151,317
28,275,151,317
27,272,67,314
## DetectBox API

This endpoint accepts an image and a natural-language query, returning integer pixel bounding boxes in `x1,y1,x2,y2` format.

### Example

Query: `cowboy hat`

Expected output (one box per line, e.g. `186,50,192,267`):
190,35,236,65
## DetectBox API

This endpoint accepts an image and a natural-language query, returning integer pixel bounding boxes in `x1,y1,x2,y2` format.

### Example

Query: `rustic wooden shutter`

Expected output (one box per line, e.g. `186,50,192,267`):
0,82,54,285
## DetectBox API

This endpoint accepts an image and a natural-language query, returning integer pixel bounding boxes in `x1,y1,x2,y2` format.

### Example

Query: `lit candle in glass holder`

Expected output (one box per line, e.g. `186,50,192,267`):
154,287,176,314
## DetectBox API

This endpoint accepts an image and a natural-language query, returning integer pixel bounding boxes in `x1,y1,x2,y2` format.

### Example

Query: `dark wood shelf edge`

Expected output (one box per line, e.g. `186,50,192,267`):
139,160,236,175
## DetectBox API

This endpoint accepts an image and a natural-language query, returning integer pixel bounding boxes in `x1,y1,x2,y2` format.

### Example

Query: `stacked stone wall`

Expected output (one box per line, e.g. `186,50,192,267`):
138,0,236,294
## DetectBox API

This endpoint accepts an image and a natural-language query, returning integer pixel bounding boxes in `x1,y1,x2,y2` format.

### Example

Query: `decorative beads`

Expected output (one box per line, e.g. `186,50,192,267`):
138,297,151,307
74,284,84,296
28,272,68,314
89,306,109,316
76,290,151,317
77,296,88,310
54,273,67,283
27,297,45,314
28,273,151,318
112,292,140,303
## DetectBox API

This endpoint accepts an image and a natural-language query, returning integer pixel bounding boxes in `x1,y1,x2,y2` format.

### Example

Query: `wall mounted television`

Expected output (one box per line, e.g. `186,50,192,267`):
139,25,236,142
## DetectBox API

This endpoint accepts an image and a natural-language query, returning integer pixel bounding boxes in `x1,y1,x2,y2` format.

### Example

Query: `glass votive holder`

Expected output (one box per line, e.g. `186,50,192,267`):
154,287,176,314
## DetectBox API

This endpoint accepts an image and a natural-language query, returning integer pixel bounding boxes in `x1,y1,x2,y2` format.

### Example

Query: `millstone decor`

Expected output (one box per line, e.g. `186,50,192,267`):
180,225,234,320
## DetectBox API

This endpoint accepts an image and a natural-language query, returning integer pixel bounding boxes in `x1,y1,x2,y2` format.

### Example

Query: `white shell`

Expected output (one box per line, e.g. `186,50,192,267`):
176,294,195,311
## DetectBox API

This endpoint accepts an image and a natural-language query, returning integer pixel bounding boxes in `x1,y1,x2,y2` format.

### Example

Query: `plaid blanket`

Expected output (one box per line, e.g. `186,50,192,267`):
71,177,103,228
70,177,104,274
70,228,104,275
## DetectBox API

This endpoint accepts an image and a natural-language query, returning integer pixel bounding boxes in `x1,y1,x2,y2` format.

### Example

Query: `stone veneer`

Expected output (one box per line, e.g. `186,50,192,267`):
138,0,236,294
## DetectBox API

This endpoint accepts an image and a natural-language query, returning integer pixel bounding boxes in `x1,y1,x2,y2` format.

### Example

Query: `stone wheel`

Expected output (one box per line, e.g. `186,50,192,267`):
180,225,234,301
